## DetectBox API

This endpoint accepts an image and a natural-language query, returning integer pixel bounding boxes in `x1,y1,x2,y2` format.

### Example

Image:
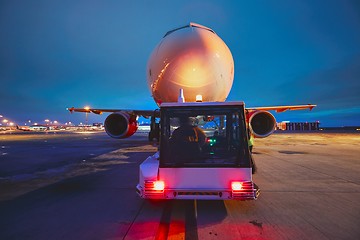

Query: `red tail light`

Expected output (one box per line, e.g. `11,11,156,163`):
231,181,258,200
231,181,243,191
153,181,165,191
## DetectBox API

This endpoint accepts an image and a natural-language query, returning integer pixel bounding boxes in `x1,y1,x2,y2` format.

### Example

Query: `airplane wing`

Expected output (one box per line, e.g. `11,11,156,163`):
66,107,160,118
67,104,316,139
246,104,316,113
67,104,316,116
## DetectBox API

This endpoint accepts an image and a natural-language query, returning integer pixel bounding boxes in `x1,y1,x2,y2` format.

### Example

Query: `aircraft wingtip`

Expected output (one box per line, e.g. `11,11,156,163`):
309,104,316,111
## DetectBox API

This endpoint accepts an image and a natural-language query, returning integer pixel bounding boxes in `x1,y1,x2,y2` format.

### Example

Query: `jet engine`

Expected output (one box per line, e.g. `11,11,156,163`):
104,112,138,139
248,110,276,138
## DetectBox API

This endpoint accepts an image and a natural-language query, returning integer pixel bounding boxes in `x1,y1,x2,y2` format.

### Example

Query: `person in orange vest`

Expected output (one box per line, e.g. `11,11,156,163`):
248,129,254,153
248,128,256,173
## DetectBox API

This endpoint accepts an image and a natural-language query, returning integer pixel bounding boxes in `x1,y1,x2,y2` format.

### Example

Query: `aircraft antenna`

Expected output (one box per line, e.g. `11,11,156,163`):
178,89,185,103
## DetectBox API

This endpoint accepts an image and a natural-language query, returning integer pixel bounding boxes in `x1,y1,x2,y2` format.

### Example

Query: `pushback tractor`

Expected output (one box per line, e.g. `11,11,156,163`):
136,101,260,200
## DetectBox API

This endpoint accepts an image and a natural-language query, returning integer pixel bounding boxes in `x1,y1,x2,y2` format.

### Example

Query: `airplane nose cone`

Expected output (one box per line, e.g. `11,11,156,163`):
169,51,213,89
147,23,234,105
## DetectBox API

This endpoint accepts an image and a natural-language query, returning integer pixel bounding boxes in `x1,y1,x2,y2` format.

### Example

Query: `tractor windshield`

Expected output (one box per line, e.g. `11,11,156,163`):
160,105,251,168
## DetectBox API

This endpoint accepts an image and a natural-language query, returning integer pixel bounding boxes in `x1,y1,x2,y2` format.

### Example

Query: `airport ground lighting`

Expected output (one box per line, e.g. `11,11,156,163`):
1,119,15,127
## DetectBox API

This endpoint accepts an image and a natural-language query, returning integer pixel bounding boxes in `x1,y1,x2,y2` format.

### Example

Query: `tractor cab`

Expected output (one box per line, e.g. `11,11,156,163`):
136,101,259,200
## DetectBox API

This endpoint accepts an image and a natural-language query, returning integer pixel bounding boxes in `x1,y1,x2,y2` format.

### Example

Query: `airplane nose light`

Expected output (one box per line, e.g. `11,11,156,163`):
196,95,203,102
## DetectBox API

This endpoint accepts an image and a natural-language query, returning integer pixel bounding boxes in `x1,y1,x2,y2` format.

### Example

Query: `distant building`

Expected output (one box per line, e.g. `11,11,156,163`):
29,125,47,131
277,121,320,131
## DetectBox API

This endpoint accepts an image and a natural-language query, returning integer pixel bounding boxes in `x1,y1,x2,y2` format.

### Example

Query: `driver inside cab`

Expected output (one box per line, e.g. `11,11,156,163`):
170,116,206,161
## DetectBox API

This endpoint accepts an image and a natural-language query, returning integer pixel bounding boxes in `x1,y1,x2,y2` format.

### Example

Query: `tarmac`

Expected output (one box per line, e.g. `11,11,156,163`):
0,131,359,239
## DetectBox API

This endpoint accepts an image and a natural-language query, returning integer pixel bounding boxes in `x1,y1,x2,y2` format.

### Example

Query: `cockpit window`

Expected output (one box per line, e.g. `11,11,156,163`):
164,23,216,38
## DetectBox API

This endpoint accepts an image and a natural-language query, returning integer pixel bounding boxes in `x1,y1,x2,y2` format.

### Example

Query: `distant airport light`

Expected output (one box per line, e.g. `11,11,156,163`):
196,94,203,102
84,106,90,110
2,119,8,123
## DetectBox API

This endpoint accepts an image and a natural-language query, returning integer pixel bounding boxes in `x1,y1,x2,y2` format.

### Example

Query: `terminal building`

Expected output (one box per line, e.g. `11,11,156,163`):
277,121,320,131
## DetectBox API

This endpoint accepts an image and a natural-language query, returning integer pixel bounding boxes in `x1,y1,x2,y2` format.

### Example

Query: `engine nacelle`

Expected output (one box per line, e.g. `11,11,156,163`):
248,110,276,138
104,112,138,139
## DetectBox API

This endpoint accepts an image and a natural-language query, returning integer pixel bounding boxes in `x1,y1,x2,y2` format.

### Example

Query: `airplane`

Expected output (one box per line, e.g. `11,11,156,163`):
67,23,316,141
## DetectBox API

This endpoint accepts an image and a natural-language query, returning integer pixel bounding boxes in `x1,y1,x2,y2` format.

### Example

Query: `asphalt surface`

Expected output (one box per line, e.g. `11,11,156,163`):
0,131,359,240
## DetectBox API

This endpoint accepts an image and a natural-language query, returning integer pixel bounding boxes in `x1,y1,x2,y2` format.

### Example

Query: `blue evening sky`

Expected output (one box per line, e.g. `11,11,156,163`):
1,0,359,127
